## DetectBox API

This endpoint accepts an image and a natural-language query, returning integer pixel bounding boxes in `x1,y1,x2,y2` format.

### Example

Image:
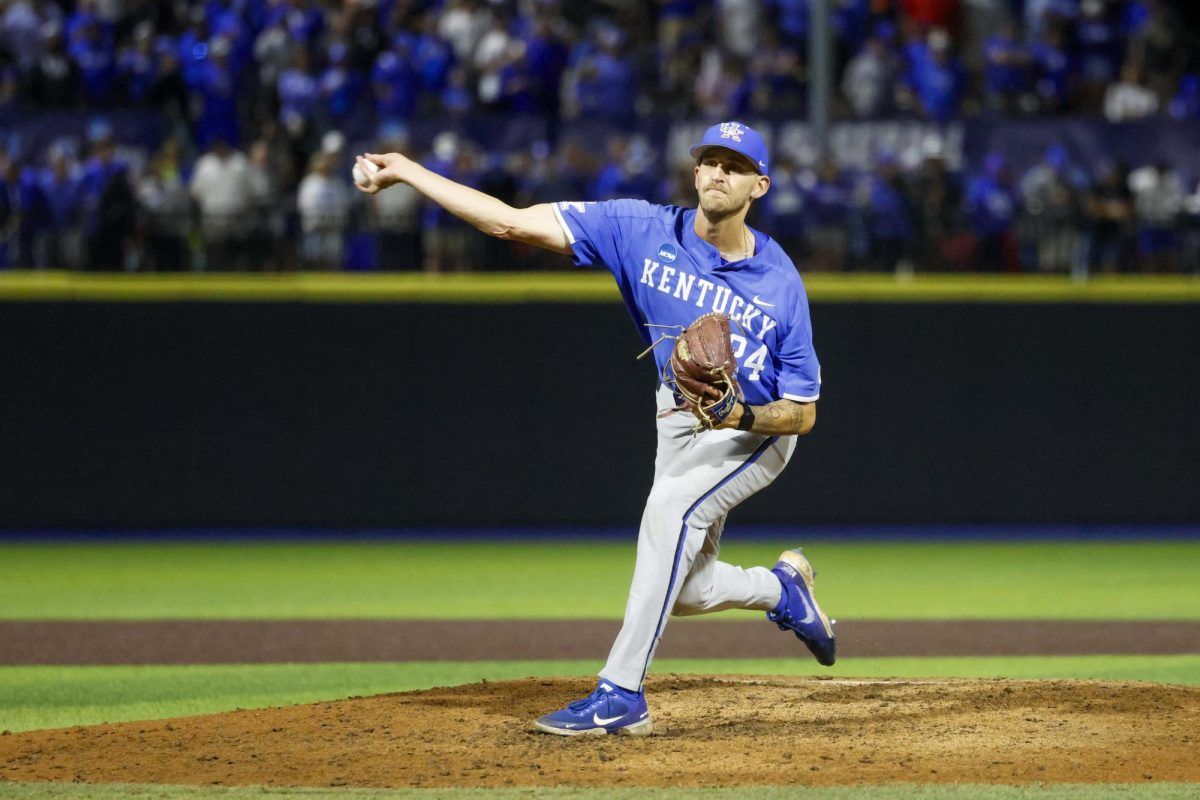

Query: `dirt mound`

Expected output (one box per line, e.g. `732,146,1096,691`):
2,676,1198,788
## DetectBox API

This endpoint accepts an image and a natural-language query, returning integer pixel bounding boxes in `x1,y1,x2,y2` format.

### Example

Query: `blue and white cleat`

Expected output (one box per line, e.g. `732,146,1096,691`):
768,549,837,666
534,680,652,737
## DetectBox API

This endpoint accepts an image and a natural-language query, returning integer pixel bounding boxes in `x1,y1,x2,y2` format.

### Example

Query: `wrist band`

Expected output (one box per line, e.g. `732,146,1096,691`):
736,403,755,431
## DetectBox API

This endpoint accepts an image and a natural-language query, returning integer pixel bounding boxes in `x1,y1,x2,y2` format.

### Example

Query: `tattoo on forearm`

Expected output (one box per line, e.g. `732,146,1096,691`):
747,400,810,435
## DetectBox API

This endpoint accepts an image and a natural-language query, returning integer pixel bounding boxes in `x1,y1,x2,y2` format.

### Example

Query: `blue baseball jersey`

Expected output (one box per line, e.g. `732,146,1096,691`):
553,199,821,405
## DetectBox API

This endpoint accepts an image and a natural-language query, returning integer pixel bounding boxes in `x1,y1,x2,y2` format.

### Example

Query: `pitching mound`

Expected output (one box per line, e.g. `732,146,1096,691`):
2,675,1197,788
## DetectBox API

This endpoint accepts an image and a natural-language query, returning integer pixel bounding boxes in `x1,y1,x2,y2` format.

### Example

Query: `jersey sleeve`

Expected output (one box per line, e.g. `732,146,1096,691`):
551,199,654,274
774,290,822,402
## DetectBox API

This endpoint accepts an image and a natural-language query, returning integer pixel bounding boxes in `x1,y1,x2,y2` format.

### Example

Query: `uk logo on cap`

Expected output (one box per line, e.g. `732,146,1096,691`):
719,122,745,142
690,120,770,177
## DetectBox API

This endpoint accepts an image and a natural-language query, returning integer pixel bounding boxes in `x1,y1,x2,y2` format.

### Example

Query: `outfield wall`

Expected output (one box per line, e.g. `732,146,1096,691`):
1,274,1197,528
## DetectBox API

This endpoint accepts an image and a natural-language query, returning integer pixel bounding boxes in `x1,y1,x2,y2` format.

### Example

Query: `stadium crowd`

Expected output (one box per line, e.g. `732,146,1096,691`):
1,0,1199,272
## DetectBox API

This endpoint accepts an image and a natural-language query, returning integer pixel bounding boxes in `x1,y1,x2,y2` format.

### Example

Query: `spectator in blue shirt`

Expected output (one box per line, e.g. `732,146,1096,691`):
965,151,1020,271
861,152,915,271
39,144,83,268
193,37,241,148
1168,74,1200,120
569,24,634,119
519,13,568,115
319,42,361,123
910,28,964,122
413,15,455,101
806,160,852,270
118,21,158,103
372,48,416,122
69,15,117,105
1031,25,1073,112
277,50,319,137
983,20,1030,112
1076,0,1122,86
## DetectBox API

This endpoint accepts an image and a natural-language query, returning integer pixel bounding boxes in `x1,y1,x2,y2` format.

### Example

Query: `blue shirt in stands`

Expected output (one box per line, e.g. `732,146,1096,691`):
554,199,821,405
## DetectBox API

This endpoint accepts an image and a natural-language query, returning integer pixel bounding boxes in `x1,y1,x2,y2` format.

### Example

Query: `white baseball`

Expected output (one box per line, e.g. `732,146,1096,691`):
352,159,380,188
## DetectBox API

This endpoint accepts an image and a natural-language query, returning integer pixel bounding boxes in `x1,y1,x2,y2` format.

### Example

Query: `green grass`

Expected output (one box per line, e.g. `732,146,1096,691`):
3,656,1199,733
1,540,1198,620
0,784,1198,800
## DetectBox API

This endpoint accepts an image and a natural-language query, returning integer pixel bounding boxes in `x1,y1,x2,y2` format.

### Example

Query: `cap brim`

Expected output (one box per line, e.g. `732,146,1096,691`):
690,143,765,174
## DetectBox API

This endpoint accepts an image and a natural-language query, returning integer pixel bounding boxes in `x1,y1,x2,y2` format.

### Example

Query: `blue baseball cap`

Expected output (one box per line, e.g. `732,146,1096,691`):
690,121,769,177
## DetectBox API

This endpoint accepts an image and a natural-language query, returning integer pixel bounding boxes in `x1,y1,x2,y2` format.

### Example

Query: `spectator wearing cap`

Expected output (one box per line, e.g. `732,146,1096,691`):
566,24,634,119
68,13,116,106
758,155,807,262
518,10,568,116
319,41,362,124
277,50,319,138
983,20,1030,113
1018,145,1084,272
297,150,350,270
30,20,80,106
118,21,158,103
136,139,191,271
78,121,134,270
189,137,254,270
2,0,49,74
805,160,852,271
904,142,963,271
39,143,83,269
372,36,418,121
195,36,240,148
253,17,293,94
842,27,896,118
1076,0,1122,111
413,15,455,104
1129,161,1184,273
1030,23,1073,113
908,28,964,123
1084,163,1134,273
859,152,916,272
146,34,188,118
1167,74,1200,120
964,152,1019,272
748,28,804,116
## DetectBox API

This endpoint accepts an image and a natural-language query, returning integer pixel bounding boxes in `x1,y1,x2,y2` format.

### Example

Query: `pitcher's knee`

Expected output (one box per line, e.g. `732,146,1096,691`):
671,581,712,617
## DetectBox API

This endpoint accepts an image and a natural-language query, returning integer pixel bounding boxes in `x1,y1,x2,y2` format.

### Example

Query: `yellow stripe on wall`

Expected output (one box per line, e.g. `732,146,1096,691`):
0,270,1198,304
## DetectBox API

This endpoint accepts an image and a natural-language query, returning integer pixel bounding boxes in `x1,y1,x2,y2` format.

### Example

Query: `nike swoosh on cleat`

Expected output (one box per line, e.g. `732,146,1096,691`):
752,295,774,307
593,713,624,726
794,590,816,624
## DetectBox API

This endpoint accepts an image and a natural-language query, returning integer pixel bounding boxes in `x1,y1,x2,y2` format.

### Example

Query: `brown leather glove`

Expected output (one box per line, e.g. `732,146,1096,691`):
663,312,743,430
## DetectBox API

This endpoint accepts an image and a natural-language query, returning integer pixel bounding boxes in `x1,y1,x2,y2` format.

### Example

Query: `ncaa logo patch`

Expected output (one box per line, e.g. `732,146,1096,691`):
657,243,677,263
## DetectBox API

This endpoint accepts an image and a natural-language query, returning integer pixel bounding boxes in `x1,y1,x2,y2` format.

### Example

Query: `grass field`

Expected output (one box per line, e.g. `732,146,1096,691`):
1,537,1197,799
3,539,1198,620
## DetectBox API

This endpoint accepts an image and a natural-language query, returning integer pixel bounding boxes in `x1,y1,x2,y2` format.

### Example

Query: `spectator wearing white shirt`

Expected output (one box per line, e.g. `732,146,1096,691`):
189,139,254,270
297,151,351,270
1129,162,1184,272
1104,61,1159,122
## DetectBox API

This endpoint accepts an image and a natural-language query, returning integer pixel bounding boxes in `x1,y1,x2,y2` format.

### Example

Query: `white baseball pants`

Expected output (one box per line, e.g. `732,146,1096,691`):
600,386,796,691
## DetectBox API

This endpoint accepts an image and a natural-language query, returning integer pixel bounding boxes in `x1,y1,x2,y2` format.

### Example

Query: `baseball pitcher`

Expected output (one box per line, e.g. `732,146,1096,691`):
354,121,835,736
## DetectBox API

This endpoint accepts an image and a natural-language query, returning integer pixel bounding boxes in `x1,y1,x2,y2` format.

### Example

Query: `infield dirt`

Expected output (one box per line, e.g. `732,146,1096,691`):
1,676,1197,789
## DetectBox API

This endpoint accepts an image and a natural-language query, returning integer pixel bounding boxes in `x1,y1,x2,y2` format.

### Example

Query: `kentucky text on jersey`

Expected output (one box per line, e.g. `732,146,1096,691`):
552,199,821,406
637,258,778,340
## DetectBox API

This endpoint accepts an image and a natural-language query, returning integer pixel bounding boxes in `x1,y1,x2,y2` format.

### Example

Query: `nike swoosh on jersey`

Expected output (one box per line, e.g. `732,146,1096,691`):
593,712,624,726
752,295,775,307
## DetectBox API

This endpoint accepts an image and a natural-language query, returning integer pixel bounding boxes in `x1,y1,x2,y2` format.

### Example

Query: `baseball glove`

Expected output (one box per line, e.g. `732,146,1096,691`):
660,312,743,430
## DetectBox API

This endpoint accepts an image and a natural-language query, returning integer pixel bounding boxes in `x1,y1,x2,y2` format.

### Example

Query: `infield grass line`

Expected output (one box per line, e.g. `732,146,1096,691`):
1,540,1197,621
2,656,1199,733
0,782,1198,799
